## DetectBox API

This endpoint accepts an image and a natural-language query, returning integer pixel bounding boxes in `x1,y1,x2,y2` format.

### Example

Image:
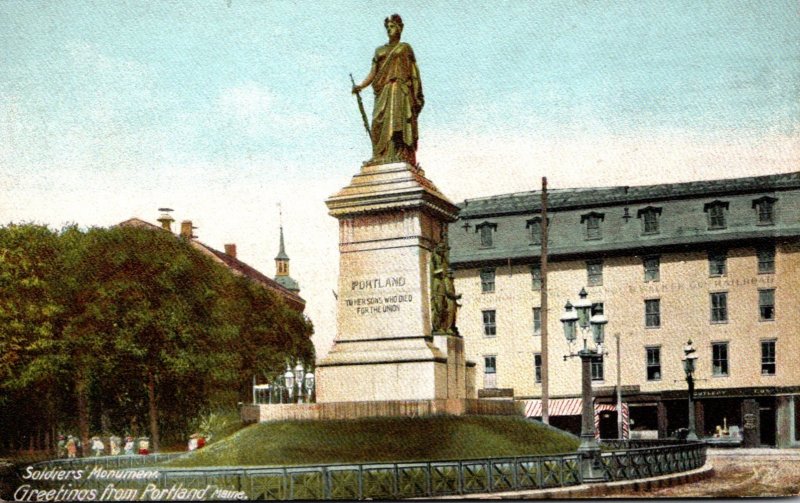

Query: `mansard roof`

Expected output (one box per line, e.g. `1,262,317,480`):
449,171,800,267
457,171,800,219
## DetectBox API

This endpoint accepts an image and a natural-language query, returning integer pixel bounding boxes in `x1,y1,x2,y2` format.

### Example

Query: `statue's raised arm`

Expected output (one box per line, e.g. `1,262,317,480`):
352,14,424,166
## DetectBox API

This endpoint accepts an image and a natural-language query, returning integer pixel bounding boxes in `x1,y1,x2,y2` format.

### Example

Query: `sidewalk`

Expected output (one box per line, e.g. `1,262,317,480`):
707,447,800,460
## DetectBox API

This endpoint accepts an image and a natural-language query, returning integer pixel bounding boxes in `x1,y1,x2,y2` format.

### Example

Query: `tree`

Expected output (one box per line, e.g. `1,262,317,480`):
0,222,315,455
0,224,66,451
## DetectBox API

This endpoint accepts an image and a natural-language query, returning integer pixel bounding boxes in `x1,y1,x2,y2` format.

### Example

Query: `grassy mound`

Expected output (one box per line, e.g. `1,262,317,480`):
163,415,579,467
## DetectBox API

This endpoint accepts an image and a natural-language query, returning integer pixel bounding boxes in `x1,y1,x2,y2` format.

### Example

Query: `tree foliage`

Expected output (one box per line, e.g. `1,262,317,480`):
0,223,314,453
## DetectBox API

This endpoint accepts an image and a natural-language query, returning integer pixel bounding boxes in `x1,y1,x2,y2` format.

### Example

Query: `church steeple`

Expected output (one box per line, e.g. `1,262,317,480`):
274,205,300,293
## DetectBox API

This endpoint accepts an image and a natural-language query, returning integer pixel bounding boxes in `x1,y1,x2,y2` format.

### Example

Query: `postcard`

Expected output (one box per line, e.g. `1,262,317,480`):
2,1,798,500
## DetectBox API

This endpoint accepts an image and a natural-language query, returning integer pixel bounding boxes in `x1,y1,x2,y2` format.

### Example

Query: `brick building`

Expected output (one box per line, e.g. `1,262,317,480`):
119,212,305,312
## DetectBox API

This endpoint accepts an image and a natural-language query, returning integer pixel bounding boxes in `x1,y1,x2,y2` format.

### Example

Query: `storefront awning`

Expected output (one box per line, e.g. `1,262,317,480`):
524,398,582,417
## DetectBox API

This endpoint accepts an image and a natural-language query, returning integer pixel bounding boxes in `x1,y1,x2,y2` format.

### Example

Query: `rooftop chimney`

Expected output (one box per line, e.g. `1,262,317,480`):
157,208,174,232
180,220,196,239
224,244,237,258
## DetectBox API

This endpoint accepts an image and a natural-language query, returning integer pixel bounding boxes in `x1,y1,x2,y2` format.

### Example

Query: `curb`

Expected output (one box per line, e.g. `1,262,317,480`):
428,464,714,499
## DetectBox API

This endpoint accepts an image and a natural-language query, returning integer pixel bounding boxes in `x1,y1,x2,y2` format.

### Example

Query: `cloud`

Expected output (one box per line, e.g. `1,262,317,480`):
420,129,800,201
214,82,323,139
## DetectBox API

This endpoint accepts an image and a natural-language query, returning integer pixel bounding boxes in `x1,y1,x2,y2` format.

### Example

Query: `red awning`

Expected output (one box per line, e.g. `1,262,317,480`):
524,398,582,417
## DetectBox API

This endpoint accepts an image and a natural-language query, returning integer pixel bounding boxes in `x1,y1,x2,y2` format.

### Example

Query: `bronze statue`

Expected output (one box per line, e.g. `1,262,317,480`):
352,14,424,166
430,235,461,335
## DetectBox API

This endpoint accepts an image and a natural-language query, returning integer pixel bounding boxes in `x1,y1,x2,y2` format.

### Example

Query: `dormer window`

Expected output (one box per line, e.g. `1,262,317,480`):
704,201,729,230
475,221,497,248
637,206,662,235
581,212,605,240
525,217,548,245
752,196,777,226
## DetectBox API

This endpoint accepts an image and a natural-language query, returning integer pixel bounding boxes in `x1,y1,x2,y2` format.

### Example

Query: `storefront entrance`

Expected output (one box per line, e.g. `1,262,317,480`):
598,410,618,439
758,397,776,447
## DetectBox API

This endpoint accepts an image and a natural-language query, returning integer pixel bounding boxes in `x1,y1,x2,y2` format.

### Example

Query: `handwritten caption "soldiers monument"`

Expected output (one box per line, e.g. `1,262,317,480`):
345,276,412,315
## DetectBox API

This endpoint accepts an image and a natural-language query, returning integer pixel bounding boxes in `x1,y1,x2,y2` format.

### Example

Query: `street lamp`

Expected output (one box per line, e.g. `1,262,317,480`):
682,339,699,441
304,370,316,403
294,363,305,403
283,365,295,403
560,287,608,482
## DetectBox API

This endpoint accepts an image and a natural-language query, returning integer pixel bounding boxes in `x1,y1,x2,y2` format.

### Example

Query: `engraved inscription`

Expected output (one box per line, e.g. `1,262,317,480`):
342,275,413,315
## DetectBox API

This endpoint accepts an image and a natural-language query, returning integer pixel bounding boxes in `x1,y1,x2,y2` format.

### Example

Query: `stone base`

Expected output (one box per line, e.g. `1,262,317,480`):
241,398,522,423
319,161,472,404
316,357,447,402
317,333,474,403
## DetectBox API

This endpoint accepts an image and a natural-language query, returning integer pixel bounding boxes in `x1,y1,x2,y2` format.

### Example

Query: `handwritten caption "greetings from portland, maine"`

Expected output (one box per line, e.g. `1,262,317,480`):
13,465,247,501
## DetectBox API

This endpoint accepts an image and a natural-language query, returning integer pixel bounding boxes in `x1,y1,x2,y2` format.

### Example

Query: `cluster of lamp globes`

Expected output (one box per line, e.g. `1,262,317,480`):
559,288,608,353
559,287,699,378
267,363,315,401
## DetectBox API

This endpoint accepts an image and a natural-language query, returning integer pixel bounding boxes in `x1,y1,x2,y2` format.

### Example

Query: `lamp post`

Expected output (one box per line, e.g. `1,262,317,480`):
294,363,305,403
560,287,608,482
283,365,295,403
682,339,699,441
304,371,316,403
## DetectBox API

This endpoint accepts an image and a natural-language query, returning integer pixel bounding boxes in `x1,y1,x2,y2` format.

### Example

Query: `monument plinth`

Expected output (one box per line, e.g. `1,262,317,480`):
317,162,472,402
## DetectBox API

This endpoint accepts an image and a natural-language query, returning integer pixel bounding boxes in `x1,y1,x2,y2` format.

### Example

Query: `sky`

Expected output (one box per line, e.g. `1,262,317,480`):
1,0,798,359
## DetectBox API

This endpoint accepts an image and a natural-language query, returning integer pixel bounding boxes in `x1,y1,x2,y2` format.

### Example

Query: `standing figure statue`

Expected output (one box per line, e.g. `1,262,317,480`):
430,240,448,332
430,233,461,335
352,14,424,166
444,269,462,334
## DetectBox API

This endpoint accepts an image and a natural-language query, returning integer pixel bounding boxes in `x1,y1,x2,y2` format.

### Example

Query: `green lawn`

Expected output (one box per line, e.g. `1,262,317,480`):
162,415,579,467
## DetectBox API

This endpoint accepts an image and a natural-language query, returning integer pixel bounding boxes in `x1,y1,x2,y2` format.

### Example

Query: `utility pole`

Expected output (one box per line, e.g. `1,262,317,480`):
616,333,623,439
540,177,550,424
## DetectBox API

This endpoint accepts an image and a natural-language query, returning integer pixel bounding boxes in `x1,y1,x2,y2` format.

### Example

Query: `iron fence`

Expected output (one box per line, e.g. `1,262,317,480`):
25,441,705,500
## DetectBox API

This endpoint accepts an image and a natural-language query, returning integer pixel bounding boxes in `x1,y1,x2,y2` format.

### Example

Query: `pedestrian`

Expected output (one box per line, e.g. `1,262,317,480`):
109,435,121,456
56,435,66,458
91,436,105,457
124,436,134,455
66,436,77,459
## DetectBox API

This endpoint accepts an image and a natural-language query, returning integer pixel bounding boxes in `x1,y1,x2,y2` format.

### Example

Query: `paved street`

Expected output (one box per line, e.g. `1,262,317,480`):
603,448,800,498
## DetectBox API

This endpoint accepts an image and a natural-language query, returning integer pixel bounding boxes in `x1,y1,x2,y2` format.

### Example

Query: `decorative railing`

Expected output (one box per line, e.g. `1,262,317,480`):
600,441,706,482
22,441,705,500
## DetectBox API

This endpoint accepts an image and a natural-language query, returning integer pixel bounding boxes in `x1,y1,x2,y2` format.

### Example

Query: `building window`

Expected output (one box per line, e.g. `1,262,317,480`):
484,355,496,374
591,356,604,381
587,260,603,286
475,221,497,248
581,212,605,240
708,250,727,277
484,355,497,389
757,245,775,274
752,196,777,225
646,347,661,381
531,263,542,290
637,206,662,234
761,340,776,375
482,310,496,337
526,217,547,245
480,268,495,293
759,289,775,321
712,342,729,376
643,256,660,282
645,299,661,328
704,200,729,230
710,292,728,323
533,307,542,335
534,353,542,383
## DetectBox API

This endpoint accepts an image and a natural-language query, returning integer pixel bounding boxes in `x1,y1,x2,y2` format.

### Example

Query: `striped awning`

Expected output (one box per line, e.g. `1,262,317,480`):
524,398,583,417
524,399,630,440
